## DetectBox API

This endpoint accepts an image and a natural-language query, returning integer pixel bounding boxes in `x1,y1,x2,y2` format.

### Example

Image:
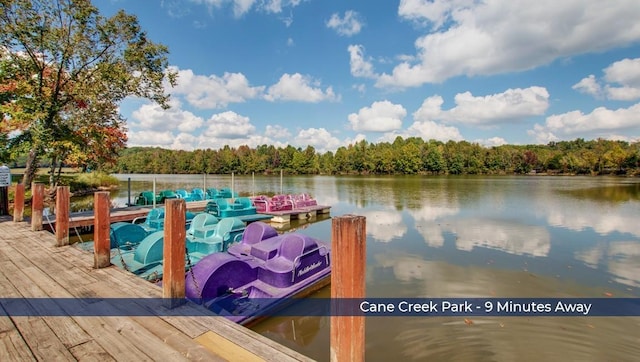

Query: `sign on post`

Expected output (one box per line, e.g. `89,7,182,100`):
0,165,9,216
0,165,10,187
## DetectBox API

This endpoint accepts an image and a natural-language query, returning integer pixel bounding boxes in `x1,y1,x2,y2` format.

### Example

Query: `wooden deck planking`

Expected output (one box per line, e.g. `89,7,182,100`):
68,340,116,362
0,219,314,361
0,329,36,361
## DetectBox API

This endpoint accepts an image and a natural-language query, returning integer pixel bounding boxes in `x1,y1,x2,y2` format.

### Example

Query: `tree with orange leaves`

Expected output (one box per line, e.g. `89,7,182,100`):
0,0,176,188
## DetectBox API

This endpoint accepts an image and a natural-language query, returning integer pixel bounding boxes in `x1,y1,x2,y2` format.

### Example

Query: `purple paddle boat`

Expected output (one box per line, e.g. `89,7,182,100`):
185,222,331,325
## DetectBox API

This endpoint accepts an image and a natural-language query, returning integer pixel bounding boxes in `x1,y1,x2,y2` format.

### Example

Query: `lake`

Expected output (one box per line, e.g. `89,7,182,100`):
102,174,640,361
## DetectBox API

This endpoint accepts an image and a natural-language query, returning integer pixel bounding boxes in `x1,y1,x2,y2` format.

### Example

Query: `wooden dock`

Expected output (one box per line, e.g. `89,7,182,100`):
45,201,330,230
44,201,212,229
0,216,314,361
261,205,332,224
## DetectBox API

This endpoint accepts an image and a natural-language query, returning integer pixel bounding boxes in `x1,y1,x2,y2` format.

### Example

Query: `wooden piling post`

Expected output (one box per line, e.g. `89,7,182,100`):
13,184,25,222
94,191,111,268
330,215,366,362
31,183,44,231
163,198,186,308
55,186,70,246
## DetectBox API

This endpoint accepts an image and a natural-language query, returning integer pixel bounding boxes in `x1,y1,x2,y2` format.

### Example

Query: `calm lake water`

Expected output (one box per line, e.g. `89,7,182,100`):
101,174,640,361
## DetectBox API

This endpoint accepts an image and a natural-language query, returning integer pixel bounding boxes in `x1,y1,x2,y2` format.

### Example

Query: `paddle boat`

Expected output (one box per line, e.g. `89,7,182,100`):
111,214,246,281
288,193,318,208
175,188,206,202
250,194,294,213
204,187,236,199
185,221,331,325
206,197,257,218
132,189,179,206
133,191,163,206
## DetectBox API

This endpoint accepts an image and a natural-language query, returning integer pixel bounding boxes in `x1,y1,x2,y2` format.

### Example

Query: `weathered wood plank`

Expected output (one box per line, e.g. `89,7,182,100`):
68,340,116,362
0,262,93,350
0,329,36,361
131,316,226,362
70,315,155,362
195,331,264,362
0,315,15,334
84,301,190,362
13,317,76,361
193,316,315,362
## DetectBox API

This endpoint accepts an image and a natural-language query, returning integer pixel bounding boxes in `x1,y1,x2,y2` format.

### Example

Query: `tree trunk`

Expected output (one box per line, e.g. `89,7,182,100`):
21,148,39,189
49,154,57,189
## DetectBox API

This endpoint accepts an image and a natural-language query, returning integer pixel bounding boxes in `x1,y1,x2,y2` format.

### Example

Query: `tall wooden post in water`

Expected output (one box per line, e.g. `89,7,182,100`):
94,192,111,268
55,186,70,246
163,198,186,308
31,183,44,231
331,215,366,362
13,184,24,222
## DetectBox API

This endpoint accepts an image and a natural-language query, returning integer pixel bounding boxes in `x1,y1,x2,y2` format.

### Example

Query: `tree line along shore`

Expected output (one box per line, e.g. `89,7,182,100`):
104,137,639,176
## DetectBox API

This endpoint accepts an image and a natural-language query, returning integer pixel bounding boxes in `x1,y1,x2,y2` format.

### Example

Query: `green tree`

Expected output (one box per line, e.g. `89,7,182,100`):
0,0,176,187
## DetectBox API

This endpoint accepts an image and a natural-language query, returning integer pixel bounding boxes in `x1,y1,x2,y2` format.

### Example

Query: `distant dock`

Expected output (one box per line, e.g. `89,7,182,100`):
261,205,332,223
43,200,329,230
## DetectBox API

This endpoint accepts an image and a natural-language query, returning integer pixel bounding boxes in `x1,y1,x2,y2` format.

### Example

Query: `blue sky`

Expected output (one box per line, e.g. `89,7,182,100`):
99,0,640,152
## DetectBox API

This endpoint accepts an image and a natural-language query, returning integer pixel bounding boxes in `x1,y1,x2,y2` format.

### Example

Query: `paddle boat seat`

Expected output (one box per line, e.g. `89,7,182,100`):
233,197,255,211
133,231,164,266
134,191,162,206
187,213,219,240
206,188,221,199
191,188,205,201
228,222,279,257
109,230,165,280
260,234,326,287
159,190,178,201
110,222,149,250
132,208,165,233
187,217,246,258
175,189,194,201
218,187,237,198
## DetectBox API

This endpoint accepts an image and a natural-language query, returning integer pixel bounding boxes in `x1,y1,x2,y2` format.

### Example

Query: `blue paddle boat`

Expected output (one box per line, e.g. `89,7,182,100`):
111,214,246,281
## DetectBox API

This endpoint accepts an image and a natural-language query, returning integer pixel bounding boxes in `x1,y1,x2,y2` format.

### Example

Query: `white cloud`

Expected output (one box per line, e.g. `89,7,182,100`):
188,0,301,17
326,10,364,37
262,0,301,14
414,87,549,126
348,45,376,78
398,0,476,30
265,125,292,139
131,99,204,132
203,111,256,138
170,67,265,109
348,100,406,132
127,129,177,148
604,58,640,87
265,73,339,102
377,0,640,88
379,119,463,143
574,58,640,101
528,103,640,143
404,120,463,142
572,74,603,98
293,128,342,153
478,137,508,147
604,58,640,100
